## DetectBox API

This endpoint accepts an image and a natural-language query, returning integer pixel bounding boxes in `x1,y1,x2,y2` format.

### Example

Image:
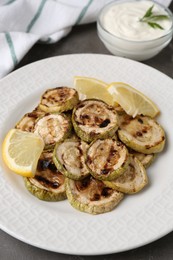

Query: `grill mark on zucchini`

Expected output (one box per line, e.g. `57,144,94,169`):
120,114,133,127
99,119,110,128
37,159,57,172
90,193,100,201
76,103,111,127
75,176,114,201
43,87,74,105
138,118,143,124
134,125,152,138
78,113,108,127
76,176,92,191
77,144,84,169
80,114,90,121
145,136,165,149
101,169,110,175
35,153,65,189
35,175,60,189
101,187,113,197
103,145,120,174
72,99,119,142
135,131,143,137
39,87,79,113
86,139,129,181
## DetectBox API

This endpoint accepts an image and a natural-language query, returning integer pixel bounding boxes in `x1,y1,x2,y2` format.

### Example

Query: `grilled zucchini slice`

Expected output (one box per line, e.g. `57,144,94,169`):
34,113,71,149
15,108,45,132
72,99,119,143
24,151,66,201
39,87,79,113
86,139,129,181
53,139,90,180
129,149,156,168
104,155,148,194
65,176,124,214
118,114,165,154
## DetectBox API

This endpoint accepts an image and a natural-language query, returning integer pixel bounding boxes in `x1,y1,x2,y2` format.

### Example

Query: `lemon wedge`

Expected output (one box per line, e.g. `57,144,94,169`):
108,82,160,118
73,76,115,106
2,129,44,177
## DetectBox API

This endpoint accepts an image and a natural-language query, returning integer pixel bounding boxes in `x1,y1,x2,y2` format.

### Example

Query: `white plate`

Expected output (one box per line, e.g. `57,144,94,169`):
0,54,173,255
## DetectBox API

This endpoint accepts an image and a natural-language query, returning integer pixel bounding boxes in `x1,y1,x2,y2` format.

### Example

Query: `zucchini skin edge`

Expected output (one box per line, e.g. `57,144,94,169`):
65,178,124,215
24,177,67,202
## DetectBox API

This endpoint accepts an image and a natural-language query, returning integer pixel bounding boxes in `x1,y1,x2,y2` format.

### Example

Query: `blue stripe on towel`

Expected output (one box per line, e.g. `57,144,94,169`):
75,0,93,25
5,32,18,66
27,0,47,32
5,0,16,5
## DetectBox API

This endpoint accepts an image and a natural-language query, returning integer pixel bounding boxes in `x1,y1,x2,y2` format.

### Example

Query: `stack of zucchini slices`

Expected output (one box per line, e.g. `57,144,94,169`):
16,86,165,214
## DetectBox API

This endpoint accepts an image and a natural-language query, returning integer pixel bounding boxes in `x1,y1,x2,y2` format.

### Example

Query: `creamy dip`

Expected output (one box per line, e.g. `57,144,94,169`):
101,0,172,41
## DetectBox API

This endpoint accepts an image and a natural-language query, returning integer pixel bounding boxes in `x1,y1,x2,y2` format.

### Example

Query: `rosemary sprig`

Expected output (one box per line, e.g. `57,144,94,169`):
140,4,169,30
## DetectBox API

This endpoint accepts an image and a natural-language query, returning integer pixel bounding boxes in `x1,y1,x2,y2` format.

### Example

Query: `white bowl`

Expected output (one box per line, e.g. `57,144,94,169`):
97,0,173,61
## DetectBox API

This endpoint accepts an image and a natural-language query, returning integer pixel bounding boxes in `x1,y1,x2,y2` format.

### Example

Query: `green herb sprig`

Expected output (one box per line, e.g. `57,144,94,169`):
140,5,169,30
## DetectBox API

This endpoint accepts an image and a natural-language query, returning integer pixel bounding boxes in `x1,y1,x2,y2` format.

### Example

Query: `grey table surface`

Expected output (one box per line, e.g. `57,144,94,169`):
1,3,173,260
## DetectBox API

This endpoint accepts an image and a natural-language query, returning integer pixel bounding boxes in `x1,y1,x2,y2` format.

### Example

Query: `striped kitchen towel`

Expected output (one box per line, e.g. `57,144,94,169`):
0,0,172,79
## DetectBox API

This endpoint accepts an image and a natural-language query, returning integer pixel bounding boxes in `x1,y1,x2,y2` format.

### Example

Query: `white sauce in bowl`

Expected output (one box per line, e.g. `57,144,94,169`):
101,0,172,41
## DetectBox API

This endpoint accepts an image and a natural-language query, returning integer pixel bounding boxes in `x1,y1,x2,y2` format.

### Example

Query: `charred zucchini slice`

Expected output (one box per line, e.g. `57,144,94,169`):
53,139,90,180
86,139,129,181
24,151,66,201
104,155,148,194
34,113,71,149
15,108,45,132
72,99,119,143
118,114,165,154
39,87,79,113
65,176,124,214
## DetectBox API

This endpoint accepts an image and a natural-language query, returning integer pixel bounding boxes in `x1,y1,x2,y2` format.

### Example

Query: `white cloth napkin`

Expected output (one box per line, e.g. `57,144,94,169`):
0,0,172,79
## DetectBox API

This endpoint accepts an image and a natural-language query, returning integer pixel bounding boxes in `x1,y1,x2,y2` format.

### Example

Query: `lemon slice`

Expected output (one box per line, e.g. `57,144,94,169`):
108,82,160,118
73,76,115,106
2,129,44,177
